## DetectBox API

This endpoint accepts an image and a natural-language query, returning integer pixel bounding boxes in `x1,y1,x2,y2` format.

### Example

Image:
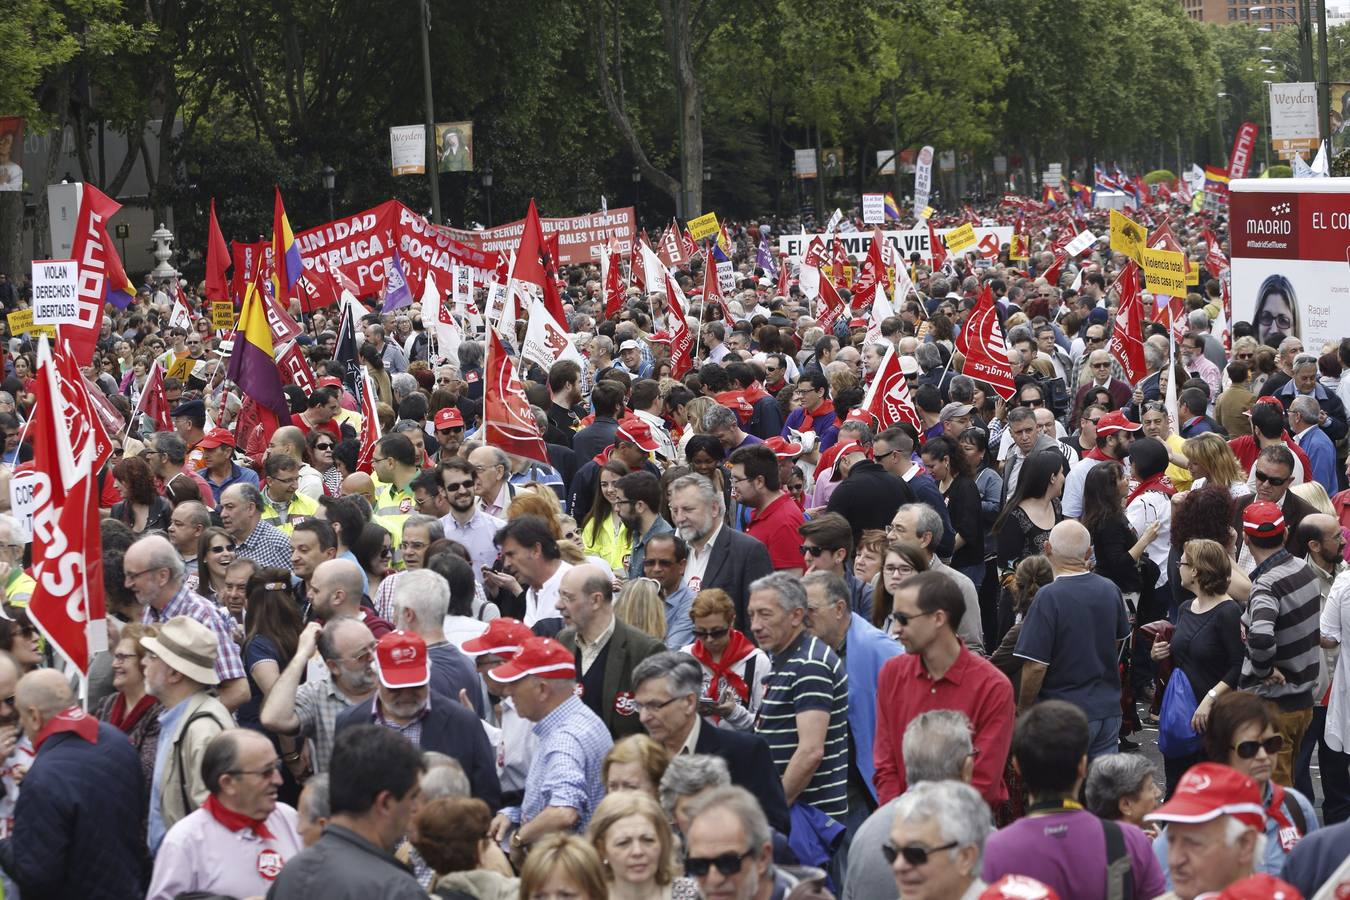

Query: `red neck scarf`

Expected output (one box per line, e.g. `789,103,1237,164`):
800,399,835,434
106,693,157,734
690,630,758,702
1266,782,1294,831
742,381,770,405
1085,446,1114,462
1126,471,1175,507
204,793,275,839
32,705,99,752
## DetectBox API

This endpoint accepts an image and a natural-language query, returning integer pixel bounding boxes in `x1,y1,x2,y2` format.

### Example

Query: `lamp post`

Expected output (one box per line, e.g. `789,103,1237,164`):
482,164,494,227
632,166,641,227
417,0,442,224
322,165,336,220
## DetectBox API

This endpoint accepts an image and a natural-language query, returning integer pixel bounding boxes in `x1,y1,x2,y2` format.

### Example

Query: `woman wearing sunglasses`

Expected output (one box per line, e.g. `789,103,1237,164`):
194,527,236,602
680,589,769,731
1153,691,1320,881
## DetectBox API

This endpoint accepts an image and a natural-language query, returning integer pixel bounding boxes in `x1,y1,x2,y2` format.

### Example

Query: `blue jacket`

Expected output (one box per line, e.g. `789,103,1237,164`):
1296,425,1338,494
0,722,147,900
844,613,904,802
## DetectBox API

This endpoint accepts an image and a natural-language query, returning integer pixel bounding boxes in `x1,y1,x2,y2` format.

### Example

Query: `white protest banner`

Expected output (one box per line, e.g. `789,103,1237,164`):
794,149,818,178
779,226,1012,266
1063,229,1100,257
862,193,886,224
9,470,37,543
913,146,934,216
390,125,426,176
31,259,81,325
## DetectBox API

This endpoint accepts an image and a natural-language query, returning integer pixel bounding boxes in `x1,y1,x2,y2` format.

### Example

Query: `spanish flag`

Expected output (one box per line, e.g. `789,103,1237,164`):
271,187,304,305
228,267,290,421
883,193,901,221
1041,185,1058,208
103,237,136,309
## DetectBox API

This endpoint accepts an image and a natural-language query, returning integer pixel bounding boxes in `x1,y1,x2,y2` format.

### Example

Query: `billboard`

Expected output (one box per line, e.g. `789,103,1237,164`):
1268,82,1319,158
435,121,473,173
1229,178,1350,353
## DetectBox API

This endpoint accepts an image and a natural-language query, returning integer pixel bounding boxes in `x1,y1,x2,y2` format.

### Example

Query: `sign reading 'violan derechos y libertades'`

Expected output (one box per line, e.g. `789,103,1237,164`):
30,259,81,326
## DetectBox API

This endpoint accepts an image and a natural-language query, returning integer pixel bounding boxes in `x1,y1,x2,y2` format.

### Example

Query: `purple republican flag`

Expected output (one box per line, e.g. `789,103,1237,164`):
756,237,778,277
381,250,413,312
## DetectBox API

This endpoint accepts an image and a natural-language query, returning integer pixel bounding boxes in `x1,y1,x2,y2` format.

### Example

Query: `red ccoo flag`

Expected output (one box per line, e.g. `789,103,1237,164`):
664,271,696,379
849,228,890,312
859,343,923,433
483,329,550,465
602,243,625,319
205,198,232,303
956,286,1016,400
815,276,847,335
1203,229,1228,278
1108,261,1147,385
140,359,173,433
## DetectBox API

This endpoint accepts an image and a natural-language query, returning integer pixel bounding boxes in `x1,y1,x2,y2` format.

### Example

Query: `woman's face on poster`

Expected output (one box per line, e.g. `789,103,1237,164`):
1256,289,1294,345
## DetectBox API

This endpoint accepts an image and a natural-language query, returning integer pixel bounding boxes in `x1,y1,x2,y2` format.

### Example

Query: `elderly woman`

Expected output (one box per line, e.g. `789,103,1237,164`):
412,796,518,900
587,791,700,900
603,734,671,799
887,780,993,900
658,754,731,838
519,833,608,900
1084,754,1162,836
679,588,770,730
96,622,163,789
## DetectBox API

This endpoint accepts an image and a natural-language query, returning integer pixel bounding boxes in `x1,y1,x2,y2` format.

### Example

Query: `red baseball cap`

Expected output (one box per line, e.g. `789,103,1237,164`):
434,407,465,430
1093,410,1142,437
374,630,430,689
1216,874,1303,900
848,317,868,329
197,427,237,450
317,376,343,389
764,436,803,458
616,418,661,453
1144,762,1265,831
1242,500,1286,538
980,876,1059,900
486,636,576,683
461,617,534,659
1244,396,1285,418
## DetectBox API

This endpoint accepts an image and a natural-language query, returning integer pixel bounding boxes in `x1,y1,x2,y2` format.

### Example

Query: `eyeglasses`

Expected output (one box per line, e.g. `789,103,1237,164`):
372,456,389,465
693,626,730,640
1256,311,1293,330
873,449,899,463
112,652,138,664
1232,735,1283,759
379,546,393,557
445,479,474,492
1254,470,1290,487
799,544,830,557
227,759,285,778
1086,334,1106,343
437,427,464,435
124,565,167,581
882,840,959,867
210,544,236,554
685,849,755,878
891,608,938,628
632,695,685,714
883,563,916,577
729,474,757,485
314,442,334,451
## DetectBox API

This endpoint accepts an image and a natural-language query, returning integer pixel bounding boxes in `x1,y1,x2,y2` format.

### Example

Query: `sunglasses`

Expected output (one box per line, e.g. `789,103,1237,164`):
799,544,830,557
882,840,959,867
437,427,464,435
314,442,334,451
1254,470,1290,487
685,849,755,877
1233,735,1283,759
890,608,938,628
1021,398,1044,407
209,544,236,554
446,479,474,492
692,627,730,640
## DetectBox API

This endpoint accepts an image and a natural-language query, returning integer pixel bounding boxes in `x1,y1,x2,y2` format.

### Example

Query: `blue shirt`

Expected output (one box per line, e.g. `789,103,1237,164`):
1296,425,1337,495
194,462,260,504
663,583,695,650
148,697,191,853
504,695,612,832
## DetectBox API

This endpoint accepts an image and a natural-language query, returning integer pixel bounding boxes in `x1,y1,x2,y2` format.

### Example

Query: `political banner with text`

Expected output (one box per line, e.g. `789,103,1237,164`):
437,206,637,265
778,226,1010,265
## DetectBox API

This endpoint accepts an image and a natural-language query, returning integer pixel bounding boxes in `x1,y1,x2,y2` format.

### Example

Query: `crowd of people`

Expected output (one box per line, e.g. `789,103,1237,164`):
0,196,1349,900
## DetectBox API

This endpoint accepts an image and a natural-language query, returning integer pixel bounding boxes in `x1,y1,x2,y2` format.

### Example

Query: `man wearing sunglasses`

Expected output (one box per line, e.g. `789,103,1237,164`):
683,786,796,900
1235,444,1317,560
1237,500,1322,787
799,513,873,617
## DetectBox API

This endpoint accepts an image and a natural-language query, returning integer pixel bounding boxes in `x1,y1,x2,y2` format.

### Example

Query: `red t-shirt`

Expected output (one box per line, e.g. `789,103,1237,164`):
290,414,341,443
746,492,806,571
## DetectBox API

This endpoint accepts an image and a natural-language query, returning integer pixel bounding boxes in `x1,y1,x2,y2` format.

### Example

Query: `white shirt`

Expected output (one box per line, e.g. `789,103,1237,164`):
634,408,678,461
1062,455,1107,519
1322,569,1350,753
1125,490,1172,589
683,524,722,594
146,804,304,900
526,560,572,625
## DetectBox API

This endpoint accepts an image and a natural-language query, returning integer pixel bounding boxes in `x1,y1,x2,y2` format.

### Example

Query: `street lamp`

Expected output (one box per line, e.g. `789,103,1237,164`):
322,165,336,220
481,163,494,227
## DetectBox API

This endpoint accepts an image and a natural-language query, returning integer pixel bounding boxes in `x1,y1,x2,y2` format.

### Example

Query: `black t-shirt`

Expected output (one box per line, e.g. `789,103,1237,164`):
1172,598,1245,700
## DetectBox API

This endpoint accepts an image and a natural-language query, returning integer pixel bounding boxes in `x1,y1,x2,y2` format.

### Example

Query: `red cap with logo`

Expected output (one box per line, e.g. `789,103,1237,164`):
434,407,465,430
616,418,661,453
1244,396,1286,418
317,376,343,389
197,427,237,450
461,617,534,659
1242,500,1286,538
374,630,430,689
1144,762,1265,831
486,636,577,683
1092,410,1142,437
1216,874,1303,900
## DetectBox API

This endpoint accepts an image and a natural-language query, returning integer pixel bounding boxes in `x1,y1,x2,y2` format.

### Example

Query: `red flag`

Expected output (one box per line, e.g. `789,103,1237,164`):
681,228,698,260
830,236,849,289
860,344,923,433
1203,229,1228,278
927,220,947,270
815,277,847,335
664,273,696,379
699,250,732,328
27,338,107,674
140,360,173,432
354,366,383,473
956,287,1016,400
64,185,129,367
850,228,890,312
514,199,569,325
603,245,625,319
483,330,550,465
775,254,790,298
205,198,232,303
1040,253,1067,287
1107,262,1147,385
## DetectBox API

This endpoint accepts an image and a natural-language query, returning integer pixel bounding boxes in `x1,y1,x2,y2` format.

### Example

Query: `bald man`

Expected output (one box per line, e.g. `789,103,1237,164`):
1013,520,1131,759
310,559,392,638
267,426,324,499
0,669,145,899
341,472,377,510
554,563,665,740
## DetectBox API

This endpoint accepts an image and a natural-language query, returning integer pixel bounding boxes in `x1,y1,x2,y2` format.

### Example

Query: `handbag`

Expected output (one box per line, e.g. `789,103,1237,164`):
1156,670,1203,758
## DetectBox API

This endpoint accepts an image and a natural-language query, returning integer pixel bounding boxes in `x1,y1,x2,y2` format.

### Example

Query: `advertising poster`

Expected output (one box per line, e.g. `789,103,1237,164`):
389,125,426,177
1229,178,1350,353
794,149,818,179
0,117,23,192
435,121,473,173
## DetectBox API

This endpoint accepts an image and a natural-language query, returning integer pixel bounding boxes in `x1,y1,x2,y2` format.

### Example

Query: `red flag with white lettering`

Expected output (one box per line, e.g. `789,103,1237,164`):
1203,229,1228,278
355,366,383,474
956,287,1016,400
1108,262,1147,385
665,272,696,380
859,343,923,433
603,244,625,319
483,330,550,465
140,360,173,433
849,228,890,312
815,277,847,336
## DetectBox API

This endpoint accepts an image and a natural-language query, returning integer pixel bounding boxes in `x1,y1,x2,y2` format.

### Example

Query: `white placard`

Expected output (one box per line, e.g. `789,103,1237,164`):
389,125,427,177
862,193,886,224
1063,229,1100,257
793,149,818,178
913,146,935,216
9,470,37,544
1268,82,1319,142
30,258,81,325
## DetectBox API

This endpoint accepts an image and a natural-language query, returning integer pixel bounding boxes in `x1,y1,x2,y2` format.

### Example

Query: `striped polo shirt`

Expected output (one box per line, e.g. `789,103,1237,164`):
755,629,850,819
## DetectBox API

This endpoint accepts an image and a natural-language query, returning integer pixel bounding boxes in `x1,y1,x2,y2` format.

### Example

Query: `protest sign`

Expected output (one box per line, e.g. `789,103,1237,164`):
778,226,1011,266
862,193,886,224
1142,247,1187,298
31,259,81,325
1109,210,1148,263
944,223,977,253
6,309,54,337
9,470,37,543
687,212,720,241
436,206,635,265
211,301,236,329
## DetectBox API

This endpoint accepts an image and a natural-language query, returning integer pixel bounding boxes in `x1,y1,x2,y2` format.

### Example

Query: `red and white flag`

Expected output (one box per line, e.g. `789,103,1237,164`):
170,284,193,330
1107,262,1147,385
602,242,625,319
859,343,922,433
830,236,849,289
355,365,383,474
815,276,847,335
140,359,174,433
1203,229,1228,278
850,228,892,312
512,200,579,371
27,337,108,675
865,282,894,347
664,271,696,379
956,286,1016,400
483,330,550,465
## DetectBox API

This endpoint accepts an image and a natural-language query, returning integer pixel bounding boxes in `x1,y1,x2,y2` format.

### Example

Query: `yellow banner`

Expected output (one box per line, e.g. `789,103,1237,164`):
920,206,934,220
687,211,720,242
944,223,978,253
165,355,196,382
1142,247,1187,298
1185,261,1199,286
1109,209,1148,264
6,309,55,337
210,301,236,330
1008,234,1030,261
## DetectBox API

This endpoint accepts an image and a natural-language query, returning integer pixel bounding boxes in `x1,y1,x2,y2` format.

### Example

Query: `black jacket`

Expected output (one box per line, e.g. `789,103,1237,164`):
572,416,621,462
825,461,916,545
265,824,425,900
694,720,792,836
558,619,665,741
545,402,581,448
336,691,502,810
700,526,775,635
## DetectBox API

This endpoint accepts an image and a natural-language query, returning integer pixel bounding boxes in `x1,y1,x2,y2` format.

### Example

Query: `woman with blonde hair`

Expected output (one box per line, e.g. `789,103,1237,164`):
602,734,670,798
1292,480,1335,516
677,396,718,457
680,588,770,730
616,578,666,644
1184,431,1249,496
518,833,608,900
586,791,699,900
507,490,563,527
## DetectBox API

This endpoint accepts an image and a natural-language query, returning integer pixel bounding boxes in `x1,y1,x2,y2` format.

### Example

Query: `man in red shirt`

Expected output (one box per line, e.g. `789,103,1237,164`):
873,570,1014,809
291,387,342,443
728,444,804,576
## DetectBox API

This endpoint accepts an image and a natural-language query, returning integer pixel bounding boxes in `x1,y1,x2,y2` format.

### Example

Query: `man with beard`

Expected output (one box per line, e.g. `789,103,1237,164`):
438,458,505,577
431,407,466,465
614,471,673,580
262,618,379,775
